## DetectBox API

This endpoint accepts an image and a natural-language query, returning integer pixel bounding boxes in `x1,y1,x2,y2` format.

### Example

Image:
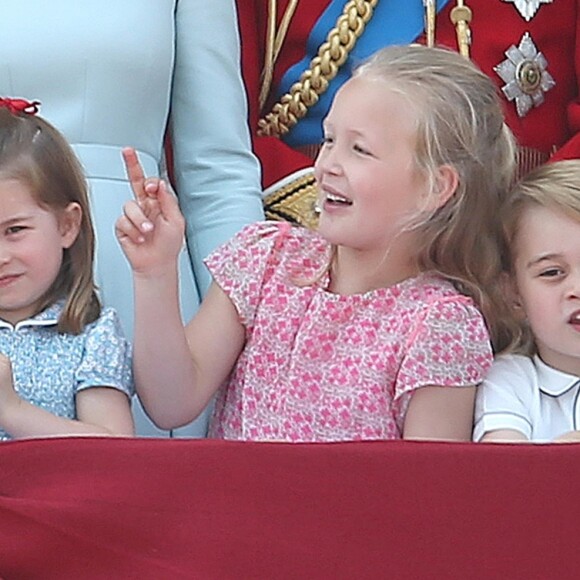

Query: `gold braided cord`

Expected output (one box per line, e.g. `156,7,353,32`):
257,0,378,138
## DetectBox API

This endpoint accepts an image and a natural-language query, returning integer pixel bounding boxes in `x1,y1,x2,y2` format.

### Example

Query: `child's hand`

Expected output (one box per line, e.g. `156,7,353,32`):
0,352,20,424
116,147,186,277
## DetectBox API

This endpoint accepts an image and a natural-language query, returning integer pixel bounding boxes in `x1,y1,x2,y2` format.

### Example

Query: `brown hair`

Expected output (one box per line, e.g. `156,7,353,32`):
503,159,580,353
353,44,518,353
0,107,100,333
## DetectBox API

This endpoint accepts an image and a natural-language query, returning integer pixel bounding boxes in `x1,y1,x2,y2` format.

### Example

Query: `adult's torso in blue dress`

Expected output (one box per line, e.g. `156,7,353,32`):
0,0,264,436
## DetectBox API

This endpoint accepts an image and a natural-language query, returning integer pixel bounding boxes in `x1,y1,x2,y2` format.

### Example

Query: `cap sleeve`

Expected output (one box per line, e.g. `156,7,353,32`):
75,308,133,397
395,296,493,400
473,354,534,441
204,221,291,326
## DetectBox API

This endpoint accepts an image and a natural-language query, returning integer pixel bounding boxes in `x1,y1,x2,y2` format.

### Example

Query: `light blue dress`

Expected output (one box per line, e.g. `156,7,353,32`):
0,302,133,441
0,0,264,436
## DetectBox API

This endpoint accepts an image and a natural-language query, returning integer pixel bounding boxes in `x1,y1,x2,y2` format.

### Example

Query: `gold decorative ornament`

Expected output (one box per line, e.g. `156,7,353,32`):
263,172,319,229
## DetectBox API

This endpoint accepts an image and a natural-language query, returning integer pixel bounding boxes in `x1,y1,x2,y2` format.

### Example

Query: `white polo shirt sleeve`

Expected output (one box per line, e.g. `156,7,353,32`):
473,354,536,441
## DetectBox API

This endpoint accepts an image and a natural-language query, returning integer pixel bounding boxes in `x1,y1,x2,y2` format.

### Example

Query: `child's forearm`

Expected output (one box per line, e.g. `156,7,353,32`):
553,430,580,443
132,269,206,430
0,396,132,439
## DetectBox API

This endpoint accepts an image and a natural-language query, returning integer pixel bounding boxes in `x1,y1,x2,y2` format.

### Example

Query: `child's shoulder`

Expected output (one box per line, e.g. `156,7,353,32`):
489,353,578,387
236,220,325,248
206,221,330,293
401,274,490,331
229,220,329,266
84,307,126,338
403,273,469,304
487,352,535,377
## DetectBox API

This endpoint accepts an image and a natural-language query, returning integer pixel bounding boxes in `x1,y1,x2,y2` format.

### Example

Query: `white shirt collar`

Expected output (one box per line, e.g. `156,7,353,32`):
0,300,64,331
534,354,580,397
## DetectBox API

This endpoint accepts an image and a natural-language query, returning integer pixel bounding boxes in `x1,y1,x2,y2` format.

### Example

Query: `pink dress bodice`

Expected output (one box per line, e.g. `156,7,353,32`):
206,222,492,442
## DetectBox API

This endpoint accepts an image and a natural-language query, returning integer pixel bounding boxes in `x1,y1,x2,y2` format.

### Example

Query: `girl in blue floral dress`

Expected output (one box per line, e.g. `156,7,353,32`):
0,99,134,440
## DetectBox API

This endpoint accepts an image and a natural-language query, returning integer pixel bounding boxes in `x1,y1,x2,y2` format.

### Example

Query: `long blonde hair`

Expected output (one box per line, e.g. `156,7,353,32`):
0,108,100,333
354,44,518,353
503,159,580,353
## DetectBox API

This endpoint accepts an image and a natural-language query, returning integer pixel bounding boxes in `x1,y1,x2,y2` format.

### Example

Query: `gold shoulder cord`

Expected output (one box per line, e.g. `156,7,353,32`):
258,0,472,138
262,0,473,230
257,0,378,138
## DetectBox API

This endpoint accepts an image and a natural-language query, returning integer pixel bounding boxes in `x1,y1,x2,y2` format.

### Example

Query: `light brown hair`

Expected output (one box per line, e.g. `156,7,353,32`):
0,107,100,333
353,44,518,353
503,159,580,353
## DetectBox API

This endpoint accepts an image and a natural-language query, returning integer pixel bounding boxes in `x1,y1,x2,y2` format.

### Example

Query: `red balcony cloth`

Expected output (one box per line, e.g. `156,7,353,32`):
0,437,578,579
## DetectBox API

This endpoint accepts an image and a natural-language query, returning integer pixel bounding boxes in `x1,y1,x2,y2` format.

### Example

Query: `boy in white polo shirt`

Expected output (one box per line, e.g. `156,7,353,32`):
474,160,580,443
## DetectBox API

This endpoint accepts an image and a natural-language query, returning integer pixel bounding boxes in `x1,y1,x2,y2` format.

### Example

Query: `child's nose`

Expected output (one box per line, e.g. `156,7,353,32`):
315,146,343,176
566,272,580,299
0,244,10,264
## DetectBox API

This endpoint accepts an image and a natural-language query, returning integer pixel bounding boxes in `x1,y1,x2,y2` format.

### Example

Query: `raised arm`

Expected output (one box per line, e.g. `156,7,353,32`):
116,149,245,429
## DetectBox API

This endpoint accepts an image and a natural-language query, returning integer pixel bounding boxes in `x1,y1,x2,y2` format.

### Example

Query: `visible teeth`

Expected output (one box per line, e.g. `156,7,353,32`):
326,192,352,204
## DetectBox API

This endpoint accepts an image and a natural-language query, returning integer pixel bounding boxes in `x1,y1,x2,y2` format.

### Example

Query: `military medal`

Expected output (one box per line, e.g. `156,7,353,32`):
502,0,553,22
495,32,555,118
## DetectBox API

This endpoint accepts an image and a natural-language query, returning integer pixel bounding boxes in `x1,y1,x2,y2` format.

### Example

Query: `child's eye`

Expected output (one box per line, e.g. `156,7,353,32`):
353,143,372,156
321,136,334,147
538,267,564,278
6,225,26,235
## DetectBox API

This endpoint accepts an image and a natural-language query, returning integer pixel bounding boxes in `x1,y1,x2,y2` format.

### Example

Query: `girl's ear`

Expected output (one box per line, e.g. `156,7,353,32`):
430,164,459,210
59,202,82,249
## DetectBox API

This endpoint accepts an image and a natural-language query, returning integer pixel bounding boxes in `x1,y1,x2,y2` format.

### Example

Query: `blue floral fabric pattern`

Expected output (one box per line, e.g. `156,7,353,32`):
0,301,133,440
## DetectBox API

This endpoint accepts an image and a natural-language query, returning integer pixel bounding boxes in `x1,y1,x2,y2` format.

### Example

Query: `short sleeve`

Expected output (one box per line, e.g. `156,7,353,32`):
75,308,133,398
472,355,534,441
204,221,290,326
395,297,493,399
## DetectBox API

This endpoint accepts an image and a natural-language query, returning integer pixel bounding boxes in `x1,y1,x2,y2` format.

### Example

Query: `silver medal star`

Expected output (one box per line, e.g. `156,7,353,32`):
495,32,555,118
502,0,553,22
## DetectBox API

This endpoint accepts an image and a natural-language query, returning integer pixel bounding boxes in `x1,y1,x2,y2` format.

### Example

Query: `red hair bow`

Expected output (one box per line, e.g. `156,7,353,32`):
0,97,40,115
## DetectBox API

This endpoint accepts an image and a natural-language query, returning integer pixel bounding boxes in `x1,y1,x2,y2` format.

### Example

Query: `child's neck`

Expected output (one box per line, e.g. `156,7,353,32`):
328,245,420,296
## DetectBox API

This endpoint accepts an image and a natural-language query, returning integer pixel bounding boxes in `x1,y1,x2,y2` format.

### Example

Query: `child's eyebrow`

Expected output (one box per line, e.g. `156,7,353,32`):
0,214,35,227
526,253,563,268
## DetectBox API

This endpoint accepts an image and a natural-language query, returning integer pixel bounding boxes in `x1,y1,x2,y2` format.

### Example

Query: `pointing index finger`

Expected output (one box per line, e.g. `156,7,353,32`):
122,147,147,204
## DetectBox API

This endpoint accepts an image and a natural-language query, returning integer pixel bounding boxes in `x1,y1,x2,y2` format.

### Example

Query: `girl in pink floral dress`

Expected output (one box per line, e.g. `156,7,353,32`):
117,45,518,442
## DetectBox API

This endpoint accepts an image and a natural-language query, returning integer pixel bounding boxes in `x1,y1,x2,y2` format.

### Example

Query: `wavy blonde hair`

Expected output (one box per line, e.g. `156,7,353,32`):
0,108,100,333
502,159,580,354
353,45,518,353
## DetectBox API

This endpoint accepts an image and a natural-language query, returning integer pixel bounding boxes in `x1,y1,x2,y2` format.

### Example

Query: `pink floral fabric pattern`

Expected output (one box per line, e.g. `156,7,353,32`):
205,221,492,442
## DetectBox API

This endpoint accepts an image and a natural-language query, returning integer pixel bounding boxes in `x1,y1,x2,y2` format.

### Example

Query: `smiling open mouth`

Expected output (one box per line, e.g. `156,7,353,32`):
325,192,353,206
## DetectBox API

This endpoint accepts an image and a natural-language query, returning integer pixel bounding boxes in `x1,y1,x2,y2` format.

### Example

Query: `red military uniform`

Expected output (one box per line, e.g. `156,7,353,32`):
236,1,580,224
